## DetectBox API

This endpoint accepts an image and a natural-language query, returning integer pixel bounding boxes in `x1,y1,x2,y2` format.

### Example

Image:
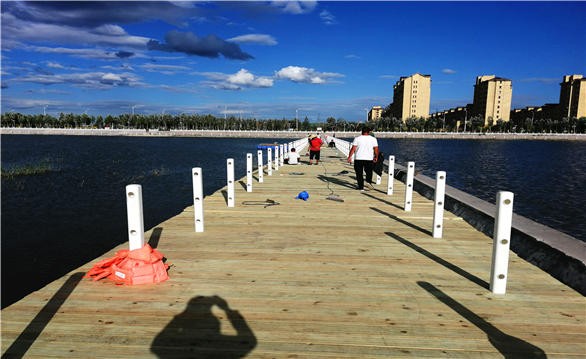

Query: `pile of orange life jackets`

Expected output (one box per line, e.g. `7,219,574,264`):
85,244,169,285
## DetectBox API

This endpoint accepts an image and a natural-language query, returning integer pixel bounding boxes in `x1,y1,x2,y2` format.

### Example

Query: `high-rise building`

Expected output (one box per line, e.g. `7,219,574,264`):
559,75,586,119
389,73,431,121
368,106,383,121
472,75,512,126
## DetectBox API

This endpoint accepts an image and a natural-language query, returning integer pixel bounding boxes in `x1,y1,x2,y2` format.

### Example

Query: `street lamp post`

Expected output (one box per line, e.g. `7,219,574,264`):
463,108,468,132
43,105,48,128
295,108,299,131
131,105,137,129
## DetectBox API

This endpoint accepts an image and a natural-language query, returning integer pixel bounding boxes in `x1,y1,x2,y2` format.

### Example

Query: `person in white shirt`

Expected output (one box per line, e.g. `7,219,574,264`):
347,126,379,191
286,147,300,165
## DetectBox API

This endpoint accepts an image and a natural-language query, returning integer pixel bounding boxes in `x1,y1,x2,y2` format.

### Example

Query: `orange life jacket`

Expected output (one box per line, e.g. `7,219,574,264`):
85,244,169,285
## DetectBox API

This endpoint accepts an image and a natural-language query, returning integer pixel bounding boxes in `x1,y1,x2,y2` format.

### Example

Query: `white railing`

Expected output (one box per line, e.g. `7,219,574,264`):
323,134,351,156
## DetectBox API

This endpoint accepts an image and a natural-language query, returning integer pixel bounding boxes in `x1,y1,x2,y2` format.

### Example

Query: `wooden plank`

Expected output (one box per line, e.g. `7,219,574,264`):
2,146,585,358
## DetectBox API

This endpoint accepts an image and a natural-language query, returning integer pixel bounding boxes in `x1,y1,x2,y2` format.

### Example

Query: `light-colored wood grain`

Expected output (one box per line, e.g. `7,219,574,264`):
2,146,585,358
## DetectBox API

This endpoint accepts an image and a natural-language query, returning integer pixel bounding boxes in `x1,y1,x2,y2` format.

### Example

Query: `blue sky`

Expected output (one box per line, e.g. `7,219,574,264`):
2,1,585,122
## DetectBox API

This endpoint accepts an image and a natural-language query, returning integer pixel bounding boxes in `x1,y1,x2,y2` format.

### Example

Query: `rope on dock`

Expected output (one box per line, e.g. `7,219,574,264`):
241,199,280,208
320,160,345,203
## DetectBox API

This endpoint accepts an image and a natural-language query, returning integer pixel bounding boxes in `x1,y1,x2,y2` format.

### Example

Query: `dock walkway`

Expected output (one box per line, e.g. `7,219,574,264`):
2,146,585,358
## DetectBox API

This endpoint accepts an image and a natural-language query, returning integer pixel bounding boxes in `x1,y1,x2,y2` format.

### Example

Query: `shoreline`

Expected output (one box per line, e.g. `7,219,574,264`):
1,127,585,140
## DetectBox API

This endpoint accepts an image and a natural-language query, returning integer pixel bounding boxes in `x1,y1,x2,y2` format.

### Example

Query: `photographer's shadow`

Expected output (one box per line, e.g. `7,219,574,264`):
151,295,257,358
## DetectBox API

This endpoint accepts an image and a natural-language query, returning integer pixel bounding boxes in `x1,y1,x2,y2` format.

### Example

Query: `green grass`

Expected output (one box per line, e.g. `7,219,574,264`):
1,162,55,179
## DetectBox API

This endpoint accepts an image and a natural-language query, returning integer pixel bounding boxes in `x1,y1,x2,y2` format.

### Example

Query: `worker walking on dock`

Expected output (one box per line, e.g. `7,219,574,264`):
308,134,323,165
347,126,379,191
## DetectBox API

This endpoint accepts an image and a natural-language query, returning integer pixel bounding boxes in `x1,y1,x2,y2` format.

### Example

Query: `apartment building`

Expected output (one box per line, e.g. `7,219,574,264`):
559,74,586,119
368,106,383,121
389,73,431,121
510,103,559,122
472,75,512,125
429,105,472,128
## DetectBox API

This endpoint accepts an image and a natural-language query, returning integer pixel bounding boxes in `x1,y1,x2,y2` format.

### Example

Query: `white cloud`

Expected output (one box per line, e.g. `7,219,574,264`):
17,71,142,89
102,64,135,71
92,24,128,36
270,1,317,14
320,10,337,25
275,66,343,84
227,34,278,46
442,68,457,75
199,69,274,90
2,12,150,50
140,63,191,75
2,98,65,110
101,73,123,83
46,61,65,69
20,45,145,60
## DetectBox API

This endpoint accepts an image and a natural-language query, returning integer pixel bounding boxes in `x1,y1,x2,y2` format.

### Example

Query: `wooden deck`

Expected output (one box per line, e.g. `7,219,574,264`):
2,146,585,358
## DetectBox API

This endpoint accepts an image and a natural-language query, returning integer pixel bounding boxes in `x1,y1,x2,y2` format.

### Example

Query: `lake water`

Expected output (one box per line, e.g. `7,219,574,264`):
374,137,586,240
2,135,585,307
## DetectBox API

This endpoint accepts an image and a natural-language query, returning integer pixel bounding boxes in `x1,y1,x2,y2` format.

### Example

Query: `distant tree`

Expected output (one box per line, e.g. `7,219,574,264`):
470,116,484,132
493,119,505,132
424,117,440,132
486,118,494,131
405,117,418,131
576,117,586,133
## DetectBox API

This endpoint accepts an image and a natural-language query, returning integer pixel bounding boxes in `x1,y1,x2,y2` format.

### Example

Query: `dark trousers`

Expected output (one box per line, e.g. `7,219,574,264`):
354,160,374,189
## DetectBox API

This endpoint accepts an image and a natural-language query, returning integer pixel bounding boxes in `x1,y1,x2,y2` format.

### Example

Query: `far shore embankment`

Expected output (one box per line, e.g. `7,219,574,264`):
1,127,585,141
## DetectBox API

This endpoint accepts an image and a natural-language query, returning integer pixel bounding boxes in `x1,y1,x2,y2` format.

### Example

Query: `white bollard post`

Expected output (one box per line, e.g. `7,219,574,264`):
257,150,264,183
246,153,253,192
192,167,204,232
432,171,446,238
125,184,145,250
376,174,382,185
387,155,395,195
227,158,235,207
267,148,273,176
404,162,415,211
280,144,285,166
274,146,279,171
490,191,514,294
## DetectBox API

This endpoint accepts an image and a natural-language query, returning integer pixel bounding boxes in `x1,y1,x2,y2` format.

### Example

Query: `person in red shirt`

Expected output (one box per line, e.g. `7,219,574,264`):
308,134,323,165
